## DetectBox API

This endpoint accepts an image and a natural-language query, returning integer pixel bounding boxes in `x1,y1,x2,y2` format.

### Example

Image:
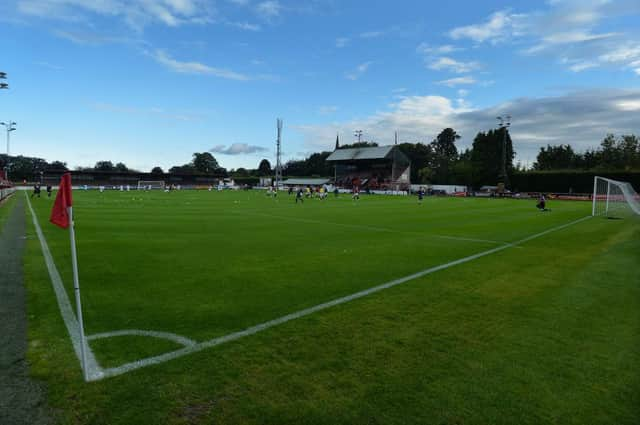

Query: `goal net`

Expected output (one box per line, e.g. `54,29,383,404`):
137,180,165,190
592,176,640,217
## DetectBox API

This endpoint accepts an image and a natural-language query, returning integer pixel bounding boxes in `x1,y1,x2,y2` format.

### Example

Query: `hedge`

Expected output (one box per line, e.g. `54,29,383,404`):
510,171,640,193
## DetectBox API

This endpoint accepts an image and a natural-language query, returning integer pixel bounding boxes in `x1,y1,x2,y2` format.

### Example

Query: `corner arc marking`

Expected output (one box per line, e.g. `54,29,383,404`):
87,329,197,347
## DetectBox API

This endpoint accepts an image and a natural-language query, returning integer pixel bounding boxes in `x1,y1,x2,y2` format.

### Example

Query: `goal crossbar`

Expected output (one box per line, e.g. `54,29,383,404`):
137,180,165,190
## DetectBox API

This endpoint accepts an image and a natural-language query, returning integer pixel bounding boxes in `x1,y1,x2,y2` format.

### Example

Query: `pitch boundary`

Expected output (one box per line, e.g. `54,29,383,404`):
26,191,591,382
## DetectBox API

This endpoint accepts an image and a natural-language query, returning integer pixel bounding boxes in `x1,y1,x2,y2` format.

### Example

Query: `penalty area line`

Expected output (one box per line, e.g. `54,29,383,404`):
97,215,592,381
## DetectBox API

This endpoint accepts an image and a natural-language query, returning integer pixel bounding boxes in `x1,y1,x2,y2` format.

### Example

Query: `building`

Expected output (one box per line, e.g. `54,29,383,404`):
326,145,411,190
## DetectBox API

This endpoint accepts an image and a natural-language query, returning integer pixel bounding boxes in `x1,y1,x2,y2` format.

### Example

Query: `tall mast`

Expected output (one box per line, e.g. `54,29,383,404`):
275,118,283,187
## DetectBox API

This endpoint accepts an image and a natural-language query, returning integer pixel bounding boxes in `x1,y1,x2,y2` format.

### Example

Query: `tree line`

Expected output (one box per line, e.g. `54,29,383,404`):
279,128,515,189
0,151,275,182
533,134,640,171
2,131,637,185
282,130,639,188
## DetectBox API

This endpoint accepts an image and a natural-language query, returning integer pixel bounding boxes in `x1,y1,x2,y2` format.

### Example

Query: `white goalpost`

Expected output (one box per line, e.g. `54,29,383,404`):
137,180,165,190
592,176,640,217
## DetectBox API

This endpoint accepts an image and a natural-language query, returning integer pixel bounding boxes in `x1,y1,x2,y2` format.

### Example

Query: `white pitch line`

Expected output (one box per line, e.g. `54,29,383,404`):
96,215,592,381
239,210,508,246
87,329,196,347
25,193,104,380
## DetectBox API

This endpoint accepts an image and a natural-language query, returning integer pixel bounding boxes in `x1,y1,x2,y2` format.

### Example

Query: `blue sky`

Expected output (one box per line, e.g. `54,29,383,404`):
1,0,639,172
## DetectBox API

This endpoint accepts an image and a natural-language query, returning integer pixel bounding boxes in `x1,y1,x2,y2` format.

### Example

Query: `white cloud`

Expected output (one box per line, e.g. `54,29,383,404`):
52,29,142,46
92,102,203,121
255,0,281,19
229,21,261,31
210,143,268,155
599,45,640,63
568,61,598,72
428,57,480,74
33,61,63,70
345,61,373,80
543,30,617,44
449,11,523,44
18,0,215,30
318,105,338,115
295,89,640,163
359,30,383,39
616,100,640,111
448,2,640,75
523,31,619,55
335,37,349,48
150,49,250,81
436,76,477,87
295,95,465,150
416,43,462,55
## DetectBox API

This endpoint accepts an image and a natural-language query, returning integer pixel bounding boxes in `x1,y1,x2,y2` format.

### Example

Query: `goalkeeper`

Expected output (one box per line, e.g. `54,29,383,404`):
536,194,549,211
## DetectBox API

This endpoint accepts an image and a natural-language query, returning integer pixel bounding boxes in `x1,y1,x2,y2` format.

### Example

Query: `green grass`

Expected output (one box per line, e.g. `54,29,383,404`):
22,189,640,424
0,192,16,227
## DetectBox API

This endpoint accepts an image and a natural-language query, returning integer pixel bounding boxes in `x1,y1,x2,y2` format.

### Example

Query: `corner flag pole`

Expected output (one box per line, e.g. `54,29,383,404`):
50,172,89,381
67,206,89,381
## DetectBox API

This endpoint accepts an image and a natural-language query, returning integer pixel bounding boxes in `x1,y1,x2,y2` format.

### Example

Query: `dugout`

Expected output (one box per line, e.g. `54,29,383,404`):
327,145,411,190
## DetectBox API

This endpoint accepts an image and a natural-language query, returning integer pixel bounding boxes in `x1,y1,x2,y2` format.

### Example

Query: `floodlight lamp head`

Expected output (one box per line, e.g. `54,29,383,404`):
0,83,8,89
0,72,6,79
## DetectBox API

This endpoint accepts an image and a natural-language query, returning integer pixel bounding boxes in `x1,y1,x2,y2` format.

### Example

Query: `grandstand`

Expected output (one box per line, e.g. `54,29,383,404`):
327,145,411,190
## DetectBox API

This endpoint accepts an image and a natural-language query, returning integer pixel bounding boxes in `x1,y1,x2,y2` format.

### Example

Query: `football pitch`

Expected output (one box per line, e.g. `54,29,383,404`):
18,190,640,424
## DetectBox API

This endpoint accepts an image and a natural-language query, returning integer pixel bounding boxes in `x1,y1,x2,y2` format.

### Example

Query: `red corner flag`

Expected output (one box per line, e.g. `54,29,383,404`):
50,172,73,228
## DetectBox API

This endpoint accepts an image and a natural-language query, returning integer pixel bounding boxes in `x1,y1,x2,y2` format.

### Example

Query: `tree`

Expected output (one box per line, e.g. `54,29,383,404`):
526,134,639,172
430,128,460,183
597,134,623,169
283,159,307,176
48,161,68,171
192,152,220,174
151,166,164,175
581,149,598,169
114,162,129,172
305,152,333,176
452,148,474,187
2,155,47,181
417,167,434,184
94,161,114,171
533,144,579,170
398,142,434,183
232,167,250,177
258,159,272,176
619,134,639,170
338,141,378,149
169,164,197,174
470,129,515,188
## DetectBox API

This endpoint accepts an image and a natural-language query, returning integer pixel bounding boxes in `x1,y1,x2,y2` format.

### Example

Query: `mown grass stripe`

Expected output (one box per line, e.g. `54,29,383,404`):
97,215,591,381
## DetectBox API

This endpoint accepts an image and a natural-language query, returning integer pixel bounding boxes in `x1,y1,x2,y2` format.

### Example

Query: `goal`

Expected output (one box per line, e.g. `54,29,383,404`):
592,176,640,217
137,180,165,190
